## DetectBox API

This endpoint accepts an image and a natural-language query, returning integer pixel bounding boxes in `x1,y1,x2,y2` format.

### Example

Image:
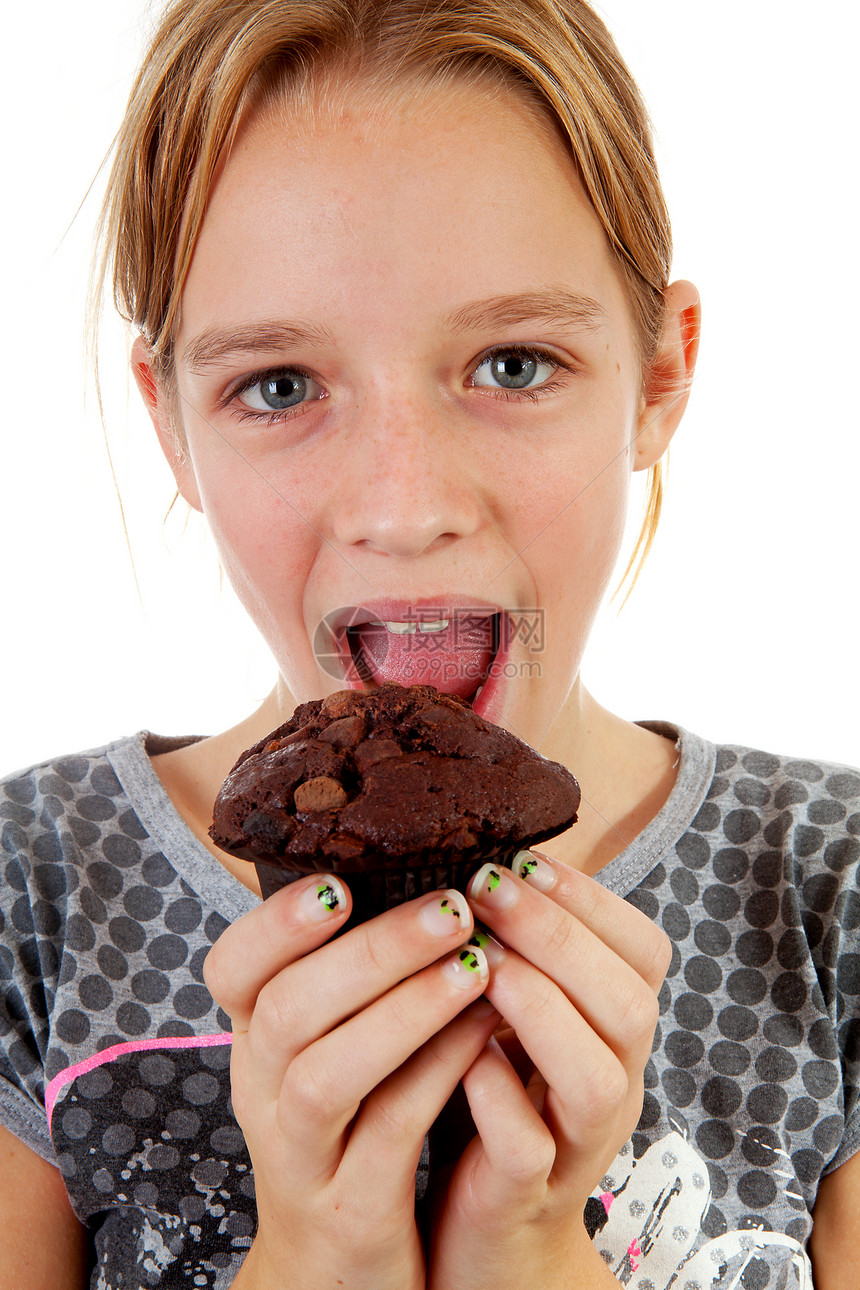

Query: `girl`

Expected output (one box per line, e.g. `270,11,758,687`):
1,2,857,1287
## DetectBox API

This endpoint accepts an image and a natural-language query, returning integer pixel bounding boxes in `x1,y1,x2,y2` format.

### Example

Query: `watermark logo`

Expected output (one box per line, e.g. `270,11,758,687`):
312,607,545,683
504,609,545,653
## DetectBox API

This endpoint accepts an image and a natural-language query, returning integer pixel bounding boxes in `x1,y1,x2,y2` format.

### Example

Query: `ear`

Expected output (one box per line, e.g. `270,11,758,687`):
130,335,203,512
633,279,701,471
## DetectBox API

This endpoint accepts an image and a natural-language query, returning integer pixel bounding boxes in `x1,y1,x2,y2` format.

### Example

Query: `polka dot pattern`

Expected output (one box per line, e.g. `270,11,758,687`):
1,752,231,1085
52,1042,254,1285
621,739,860,1271
1,739,239,1286
3,729,859,1288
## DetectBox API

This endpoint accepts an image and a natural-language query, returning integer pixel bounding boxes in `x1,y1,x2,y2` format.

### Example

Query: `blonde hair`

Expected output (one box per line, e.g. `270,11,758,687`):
94,0,676,587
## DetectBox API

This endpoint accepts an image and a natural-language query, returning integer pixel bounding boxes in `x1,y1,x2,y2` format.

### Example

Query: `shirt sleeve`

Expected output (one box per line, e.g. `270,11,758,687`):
798,767,860,1173
0,1074,55,1164
0,768,58,1165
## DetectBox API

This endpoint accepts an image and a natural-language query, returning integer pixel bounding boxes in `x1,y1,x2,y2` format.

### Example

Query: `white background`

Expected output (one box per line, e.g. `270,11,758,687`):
2,0,857,775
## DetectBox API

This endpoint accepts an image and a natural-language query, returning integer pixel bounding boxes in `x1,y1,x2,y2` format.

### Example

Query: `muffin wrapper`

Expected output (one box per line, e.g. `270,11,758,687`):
255,851,521,923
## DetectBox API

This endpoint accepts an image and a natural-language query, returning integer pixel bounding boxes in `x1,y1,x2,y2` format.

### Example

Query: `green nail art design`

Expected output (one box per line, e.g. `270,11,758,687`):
458,948,482,972
469,929,489,949
317,882,340,913
441,897,461,920
518,857,538,879
486,868,501,892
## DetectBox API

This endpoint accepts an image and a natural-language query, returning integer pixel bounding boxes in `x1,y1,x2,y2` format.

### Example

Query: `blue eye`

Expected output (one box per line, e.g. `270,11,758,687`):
472,350,557,390
237,369,323,414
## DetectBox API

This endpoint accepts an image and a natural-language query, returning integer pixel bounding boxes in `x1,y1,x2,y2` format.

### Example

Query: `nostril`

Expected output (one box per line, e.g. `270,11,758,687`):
344,526,467,560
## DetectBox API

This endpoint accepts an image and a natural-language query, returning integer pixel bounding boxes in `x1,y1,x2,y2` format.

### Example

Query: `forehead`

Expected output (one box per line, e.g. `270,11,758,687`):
177,70,634,347
248,60,570,157
226,65,583,204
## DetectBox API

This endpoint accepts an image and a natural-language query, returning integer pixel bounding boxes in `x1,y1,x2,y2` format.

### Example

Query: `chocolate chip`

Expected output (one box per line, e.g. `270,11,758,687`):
319,715,366,750
294,776,348,812
321,690,362,717
423,702,459,722
353,738,402,772
321,834,366,863
266,723,313,753
298,742,343,782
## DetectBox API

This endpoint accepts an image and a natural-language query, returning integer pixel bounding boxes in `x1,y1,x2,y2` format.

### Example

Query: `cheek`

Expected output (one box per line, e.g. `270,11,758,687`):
507,414,633,590
539,469,630,632
184,436,317,614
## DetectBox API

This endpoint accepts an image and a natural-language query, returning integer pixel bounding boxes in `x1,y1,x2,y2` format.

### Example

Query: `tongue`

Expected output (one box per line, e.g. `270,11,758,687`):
353,615,498,699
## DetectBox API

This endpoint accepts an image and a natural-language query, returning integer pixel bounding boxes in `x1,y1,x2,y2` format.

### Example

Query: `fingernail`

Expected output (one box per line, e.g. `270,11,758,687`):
299,876,347,921
441,944,489,989
511,849,558,893
468,862,518,910
468,924,506,967
418,889,470,937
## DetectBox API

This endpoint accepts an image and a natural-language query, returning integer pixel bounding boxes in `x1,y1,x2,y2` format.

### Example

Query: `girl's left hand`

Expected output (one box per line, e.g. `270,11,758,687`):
427,851,672,1290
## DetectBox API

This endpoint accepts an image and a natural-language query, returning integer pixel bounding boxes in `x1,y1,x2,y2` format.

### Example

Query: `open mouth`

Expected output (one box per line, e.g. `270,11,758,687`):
343,611,504,705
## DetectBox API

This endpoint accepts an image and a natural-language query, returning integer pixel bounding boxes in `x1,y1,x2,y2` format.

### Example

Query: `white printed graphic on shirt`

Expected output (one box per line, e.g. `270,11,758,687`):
590,1131,813,1289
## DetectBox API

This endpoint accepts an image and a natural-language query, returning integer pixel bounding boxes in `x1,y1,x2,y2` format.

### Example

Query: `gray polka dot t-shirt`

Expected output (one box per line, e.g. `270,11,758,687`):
1,725,859,1289
1,733,259,1287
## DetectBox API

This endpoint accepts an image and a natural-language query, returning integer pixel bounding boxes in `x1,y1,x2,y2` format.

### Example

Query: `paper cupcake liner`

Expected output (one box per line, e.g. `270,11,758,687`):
254,850,520,924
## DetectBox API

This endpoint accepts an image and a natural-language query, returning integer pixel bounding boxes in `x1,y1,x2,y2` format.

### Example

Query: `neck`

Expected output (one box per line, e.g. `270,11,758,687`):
147,686,296,894
536,684,679,875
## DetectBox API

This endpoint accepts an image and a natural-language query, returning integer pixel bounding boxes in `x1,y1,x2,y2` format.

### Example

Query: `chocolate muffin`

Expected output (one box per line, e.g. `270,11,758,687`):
210,683,580,922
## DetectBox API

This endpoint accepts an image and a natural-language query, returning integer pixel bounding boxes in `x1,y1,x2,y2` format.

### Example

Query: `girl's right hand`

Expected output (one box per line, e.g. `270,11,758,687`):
203,875,495,1290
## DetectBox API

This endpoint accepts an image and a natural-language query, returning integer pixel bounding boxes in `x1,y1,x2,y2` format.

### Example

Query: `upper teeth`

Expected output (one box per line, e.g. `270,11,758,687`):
373,619,449,634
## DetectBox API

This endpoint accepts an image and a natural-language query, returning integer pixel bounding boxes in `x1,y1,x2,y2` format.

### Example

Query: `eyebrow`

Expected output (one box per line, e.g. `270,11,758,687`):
181,320,335,373
180,288,608,374
443,289,609,335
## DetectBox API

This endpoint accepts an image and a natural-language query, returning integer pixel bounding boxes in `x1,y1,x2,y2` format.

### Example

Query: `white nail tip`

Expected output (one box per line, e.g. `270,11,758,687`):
442,944,489,988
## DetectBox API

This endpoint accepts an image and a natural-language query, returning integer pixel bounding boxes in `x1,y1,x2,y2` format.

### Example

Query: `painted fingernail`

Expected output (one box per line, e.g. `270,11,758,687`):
300,876,348,921
468,924,506,967
441,944,489,989
511,849,558,892
418,890,470,937
468,862,518,910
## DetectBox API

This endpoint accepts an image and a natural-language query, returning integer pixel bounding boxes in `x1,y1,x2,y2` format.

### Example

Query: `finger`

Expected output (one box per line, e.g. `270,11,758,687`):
204,872,352,1026
485,949,635,1112
459,1036,556,1209
271,946,491,1173
342,998,501,1201
515,850,672,990
492,1022,535,1088
479,949,650,1175
467,862,666,1045
243,889,477,1094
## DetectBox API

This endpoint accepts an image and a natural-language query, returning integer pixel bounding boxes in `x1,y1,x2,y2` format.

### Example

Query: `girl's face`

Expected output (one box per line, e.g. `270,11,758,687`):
151,76,675,753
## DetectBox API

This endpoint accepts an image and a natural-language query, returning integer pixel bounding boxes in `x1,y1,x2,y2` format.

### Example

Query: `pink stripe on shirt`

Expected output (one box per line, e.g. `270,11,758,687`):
45,1033,232,1129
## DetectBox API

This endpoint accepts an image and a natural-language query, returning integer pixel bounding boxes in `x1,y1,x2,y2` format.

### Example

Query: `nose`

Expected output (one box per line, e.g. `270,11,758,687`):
329,387,484,559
